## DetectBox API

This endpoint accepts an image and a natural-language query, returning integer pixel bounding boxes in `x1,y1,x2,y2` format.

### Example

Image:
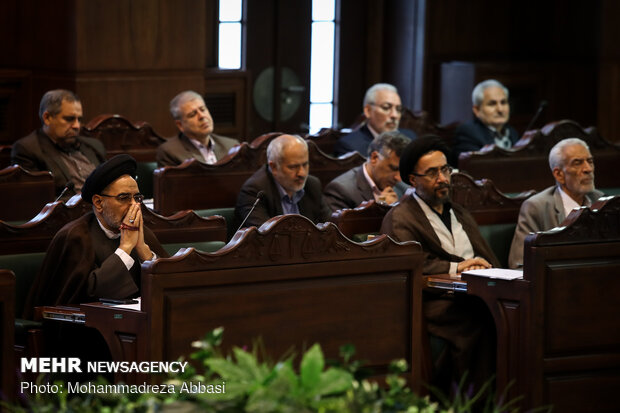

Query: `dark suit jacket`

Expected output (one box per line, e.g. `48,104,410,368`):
156,133,240,167
11,129,106,196
380,194,499,274
333,124,417,157
451,118,519,165
235,165,331,229
323,165,408,212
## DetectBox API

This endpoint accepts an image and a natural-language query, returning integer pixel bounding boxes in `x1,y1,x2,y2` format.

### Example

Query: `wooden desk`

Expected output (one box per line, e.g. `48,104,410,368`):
426,273,530,410
40,303,147,385
39,215,427,390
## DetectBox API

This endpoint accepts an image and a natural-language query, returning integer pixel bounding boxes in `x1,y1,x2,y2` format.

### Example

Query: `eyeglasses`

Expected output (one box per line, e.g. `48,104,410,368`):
99,192,145,204
369,102,403,114
412,165,453,180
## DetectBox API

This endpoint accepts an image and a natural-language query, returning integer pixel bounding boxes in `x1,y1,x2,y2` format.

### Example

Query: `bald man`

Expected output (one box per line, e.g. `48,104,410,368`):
234,134,331,229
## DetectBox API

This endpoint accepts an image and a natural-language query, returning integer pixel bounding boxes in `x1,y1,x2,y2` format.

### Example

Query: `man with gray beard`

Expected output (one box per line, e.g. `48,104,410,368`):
24,154,168,317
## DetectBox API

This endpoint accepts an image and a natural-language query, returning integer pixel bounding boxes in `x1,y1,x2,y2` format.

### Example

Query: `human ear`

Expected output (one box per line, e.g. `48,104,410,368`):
92,195,104,213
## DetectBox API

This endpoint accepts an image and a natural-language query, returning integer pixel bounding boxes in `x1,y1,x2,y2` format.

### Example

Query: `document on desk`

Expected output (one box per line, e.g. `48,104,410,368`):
110,297,142,311
462,268,523,280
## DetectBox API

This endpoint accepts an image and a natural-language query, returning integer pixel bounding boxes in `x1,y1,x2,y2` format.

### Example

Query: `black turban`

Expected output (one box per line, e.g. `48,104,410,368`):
399,135,450,183
81,154,137,203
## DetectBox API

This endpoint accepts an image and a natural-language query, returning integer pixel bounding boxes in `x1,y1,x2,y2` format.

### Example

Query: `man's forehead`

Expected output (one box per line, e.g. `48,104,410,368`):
182,98,205,111
374,90,401,103
482,86,507,101
416,150,447,168
59,100,82,114
563,144,591,159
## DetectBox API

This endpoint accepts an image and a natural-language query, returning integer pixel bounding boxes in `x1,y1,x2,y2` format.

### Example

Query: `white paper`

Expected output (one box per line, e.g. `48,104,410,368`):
461,268,523,280
110,297,142,311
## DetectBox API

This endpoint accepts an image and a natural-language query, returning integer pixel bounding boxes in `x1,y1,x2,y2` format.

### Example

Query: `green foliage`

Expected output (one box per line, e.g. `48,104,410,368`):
7,328,541,413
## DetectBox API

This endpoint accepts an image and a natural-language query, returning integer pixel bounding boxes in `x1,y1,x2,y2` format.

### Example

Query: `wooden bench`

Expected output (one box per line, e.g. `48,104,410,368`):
0,197,226,255
460,195,620,411
153,140,365,215
79,214,428,390
330,172,534,266
458,119,620,192
80,114,166,162
0,165,56,222
347,108,458,150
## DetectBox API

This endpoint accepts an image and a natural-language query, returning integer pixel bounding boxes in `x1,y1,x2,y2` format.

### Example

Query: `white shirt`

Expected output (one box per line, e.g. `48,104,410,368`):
412,191,475,275
189,136,217,164
557,185,591,219
362,163,382,201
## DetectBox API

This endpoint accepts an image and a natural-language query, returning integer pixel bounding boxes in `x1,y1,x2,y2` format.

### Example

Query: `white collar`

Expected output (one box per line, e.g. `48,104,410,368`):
557,185,588,218
96,216,120,239
362,163,381,196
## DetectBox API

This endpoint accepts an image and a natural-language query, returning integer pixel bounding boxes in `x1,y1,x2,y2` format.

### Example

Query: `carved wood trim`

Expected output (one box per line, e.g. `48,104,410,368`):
143,214,421,273
528,195,620,245
81,114,166,162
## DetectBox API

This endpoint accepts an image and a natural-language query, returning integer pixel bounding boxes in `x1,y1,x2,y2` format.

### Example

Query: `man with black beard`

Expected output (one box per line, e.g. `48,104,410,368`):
381,135,498,394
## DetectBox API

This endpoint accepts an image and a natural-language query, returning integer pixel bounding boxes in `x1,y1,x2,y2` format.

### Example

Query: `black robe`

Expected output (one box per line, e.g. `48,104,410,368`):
23,211,168,318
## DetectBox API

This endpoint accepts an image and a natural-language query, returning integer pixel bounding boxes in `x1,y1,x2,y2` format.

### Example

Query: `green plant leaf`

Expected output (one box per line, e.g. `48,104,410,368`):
300,343,324,391
315,367,353,396
232,347,268,381
205,358,253,382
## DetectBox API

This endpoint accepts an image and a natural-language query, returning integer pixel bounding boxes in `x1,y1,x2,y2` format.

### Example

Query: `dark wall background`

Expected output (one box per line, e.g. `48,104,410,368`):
1,0,619,146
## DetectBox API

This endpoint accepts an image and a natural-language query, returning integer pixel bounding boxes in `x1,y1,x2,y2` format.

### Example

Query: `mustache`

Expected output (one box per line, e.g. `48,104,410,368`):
436,183,451,190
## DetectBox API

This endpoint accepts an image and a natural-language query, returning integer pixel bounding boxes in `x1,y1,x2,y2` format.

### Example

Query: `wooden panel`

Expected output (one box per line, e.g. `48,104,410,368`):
76,73,205,137
80,114,166,162
163,272,410,366
75,0,207,71
523,196,620,409
0,270,15,402
544,259,620,353
545,373,620,413
458,120,620,192
153,140,365,214
142,215,426,389
0,166,55,222
204,70,250,140
0,70,34,144
0,197,225,255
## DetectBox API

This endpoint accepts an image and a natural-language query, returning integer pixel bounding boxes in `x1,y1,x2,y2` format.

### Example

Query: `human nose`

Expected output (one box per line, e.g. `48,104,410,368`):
436,169,450,182
71,118,80,129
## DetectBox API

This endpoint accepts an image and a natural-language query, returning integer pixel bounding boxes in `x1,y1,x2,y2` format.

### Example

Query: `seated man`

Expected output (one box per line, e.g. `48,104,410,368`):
24,154,168,317
235,134,331,229
156,90,240,167
333,83,416,157
451,79,519,165
324,131,410,213
11,89,106,198
508,138,603,268
380,135,498,392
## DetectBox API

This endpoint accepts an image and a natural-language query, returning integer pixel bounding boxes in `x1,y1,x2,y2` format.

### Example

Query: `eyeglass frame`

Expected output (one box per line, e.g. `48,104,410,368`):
368,102,404,114
99,192,145,204
411,164,453,181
